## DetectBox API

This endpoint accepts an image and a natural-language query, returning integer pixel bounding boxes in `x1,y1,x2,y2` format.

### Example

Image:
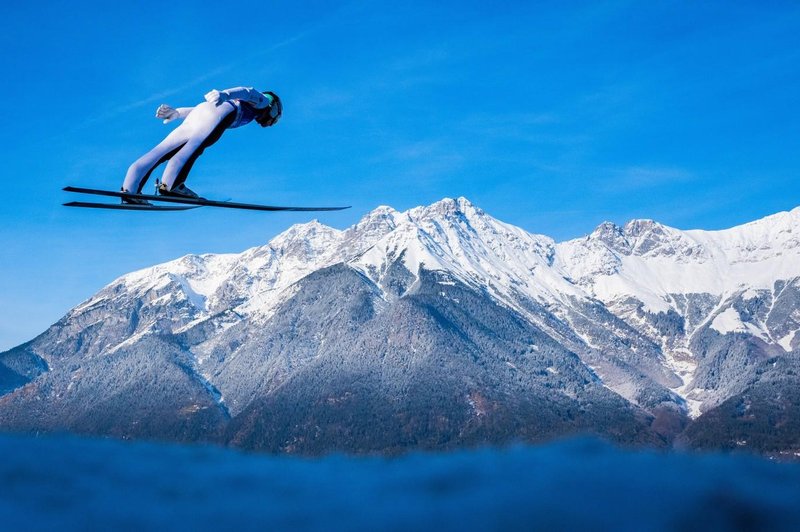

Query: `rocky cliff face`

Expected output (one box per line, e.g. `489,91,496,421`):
1,198,798,454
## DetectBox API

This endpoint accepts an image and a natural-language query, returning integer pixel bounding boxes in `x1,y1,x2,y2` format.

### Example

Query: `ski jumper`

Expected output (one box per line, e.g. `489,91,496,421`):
122,87,273,194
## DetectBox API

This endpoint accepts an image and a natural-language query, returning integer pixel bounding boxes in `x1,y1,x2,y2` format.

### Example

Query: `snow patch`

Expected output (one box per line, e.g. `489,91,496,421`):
684,397,704,419
710,307,747,334
779,330,797,352
709,307,768,340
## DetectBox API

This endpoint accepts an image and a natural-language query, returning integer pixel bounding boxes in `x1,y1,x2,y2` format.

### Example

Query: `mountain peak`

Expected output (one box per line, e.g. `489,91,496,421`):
355,205,400,229
623,218,663,236
271,219,338,242
589,221,629,253
267,220,342,263
370,205,399,216
407,196,482,223
585,218,704,259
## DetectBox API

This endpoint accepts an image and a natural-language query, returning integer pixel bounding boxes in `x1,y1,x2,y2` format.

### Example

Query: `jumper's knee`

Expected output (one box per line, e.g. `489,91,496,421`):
127,159,149,176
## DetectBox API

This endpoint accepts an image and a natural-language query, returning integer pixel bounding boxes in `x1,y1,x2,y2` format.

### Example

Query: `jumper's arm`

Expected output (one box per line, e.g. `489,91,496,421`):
156,104,195,124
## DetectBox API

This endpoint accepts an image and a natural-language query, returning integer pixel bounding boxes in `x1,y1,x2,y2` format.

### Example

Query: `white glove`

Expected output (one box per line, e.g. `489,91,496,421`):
155,104,180,124
204,89,229,105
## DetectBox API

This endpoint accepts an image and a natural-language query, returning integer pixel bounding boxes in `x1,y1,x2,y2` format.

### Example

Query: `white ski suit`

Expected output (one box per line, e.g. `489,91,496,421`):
122,87,273,194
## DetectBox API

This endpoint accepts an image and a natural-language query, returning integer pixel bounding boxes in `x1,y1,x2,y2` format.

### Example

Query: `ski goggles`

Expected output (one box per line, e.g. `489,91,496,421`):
258,92,282,127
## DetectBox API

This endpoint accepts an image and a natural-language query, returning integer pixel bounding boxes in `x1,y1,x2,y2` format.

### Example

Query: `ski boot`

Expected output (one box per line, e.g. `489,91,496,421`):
120,188,152,206
158,183,201,200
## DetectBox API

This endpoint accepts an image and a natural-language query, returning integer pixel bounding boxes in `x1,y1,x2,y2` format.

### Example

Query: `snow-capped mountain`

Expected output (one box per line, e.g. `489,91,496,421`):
1,198,798,454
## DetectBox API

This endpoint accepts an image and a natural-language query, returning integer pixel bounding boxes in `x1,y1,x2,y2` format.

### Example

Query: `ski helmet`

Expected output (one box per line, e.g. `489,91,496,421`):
257,91,282,127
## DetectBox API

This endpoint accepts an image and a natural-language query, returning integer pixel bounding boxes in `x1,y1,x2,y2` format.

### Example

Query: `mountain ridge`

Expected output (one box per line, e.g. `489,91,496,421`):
1,197,798,454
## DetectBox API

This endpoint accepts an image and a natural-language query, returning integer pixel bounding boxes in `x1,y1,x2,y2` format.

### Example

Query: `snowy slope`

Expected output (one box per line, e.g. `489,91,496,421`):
556,207,800,315
353,198,586,312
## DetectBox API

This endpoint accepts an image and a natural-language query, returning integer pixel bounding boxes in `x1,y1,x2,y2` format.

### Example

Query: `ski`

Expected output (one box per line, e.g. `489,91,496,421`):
63,186,350,212
64,201,200,211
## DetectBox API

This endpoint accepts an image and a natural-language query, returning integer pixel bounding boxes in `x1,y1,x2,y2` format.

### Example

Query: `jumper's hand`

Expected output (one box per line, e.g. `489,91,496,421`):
204,89,229,105
156,104,180,124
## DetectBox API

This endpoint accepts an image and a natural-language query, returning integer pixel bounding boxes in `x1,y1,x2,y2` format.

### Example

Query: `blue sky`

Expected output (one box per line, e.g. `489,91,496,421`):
1,1,798,350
